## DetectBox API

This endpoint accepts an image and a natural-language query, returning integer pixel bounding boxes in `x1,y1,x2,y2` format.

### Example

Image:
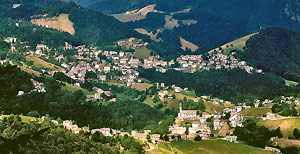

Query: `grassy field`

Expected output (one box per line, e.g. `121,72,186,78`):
60,81,96,95
31,14,75,35
26,56,63,71
19,62,42,76
164,15,179,29
204,101,234,114
131,83,153,91
133,48,151,59
180,36,199,52
208,33,258,55
258,118,300,138
146,140,273,154
274,138,300,147
284,78,299,86
240,108,272,117
143,96,155,107
2,115,40,123
135,28,162,42
108,80,125,86
113,4,156,22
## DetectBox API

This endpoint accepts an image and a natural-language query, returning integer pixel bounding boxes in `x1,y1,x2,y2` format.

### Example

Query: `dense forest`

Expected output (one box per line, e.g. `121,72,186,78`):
236,27,300,82
138,68,300,103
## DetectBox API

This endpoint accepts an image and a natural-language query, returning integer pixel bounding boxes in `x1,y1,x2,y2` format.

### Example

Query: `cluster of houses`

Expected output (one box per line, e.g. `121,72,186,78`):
157,84,188,98
168,103,245,142
4,35,268,93
59,119,162,144
117,37,149,49
175,52,263,74
30,79,46,93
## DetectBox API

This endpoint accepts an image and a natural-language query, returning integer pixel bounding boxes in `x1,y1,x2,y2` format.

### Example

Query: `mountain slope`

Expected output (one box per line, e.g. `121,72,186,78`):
70,0,300,56
0,0,142,46
236,27,300,82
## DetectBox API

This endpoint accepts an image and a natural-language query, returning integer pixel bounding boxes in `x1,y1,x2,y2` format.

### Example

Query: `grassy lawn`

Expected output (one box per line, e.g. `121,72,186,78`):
146,140,273,154
133,48,151,59
26,56,63,71
131,83,153,91
258,118,300,138
240,108,272,117
60,81,96,95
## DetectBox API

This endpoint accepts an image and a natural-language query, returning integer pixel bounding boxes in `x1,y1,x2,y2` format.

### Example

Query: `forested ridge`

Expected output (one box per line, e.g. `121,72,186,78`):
0,0,141,45
236,27,300,82
138,68,300,104
72,0,300,57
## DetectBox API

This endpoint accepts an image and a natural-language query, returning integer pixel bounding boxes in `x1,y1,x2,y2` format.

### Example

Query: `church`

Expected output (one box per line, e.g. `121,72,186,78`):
178,103,198,120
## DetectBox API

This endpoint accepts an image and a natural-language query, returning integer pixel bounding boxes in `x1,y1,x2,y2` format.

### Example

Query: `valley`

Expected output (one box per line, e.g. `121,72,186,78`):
1,0,300,154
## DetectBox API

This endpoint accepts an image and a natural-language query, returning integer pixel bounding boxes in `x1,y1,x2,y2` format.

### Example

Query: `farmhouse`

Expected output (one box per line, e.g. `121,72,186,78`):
158,90,168,97
224,136,238,142
169,125,186,135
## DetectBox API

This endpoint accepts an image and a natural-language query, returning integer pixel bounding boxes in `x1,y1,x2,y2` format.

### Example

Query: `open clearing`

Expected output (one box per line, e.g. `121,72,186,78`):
113,4,162,22
181,19,197,25
2,115,40,123
31,14,75,35
133,48,151,59
59,81,96,95
284,78,299,86
146,140,273,154
208,33,258,54
180,36,199,52
274,138,300,147
204,101,234,114
135,28,162,42
164,15,179,29
258,118,300,138
19,62,42,77
131,83,153,91
240,108,272,117
26,56,63,71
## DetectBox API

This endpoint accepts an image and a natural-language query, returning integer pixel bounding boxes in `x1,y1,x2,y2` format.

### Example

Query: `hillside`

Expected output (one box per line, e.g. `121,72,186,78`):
138,67,294,103
31,14,75,35
0,0,142,47
70,0,300,57
0,114,118,153
147,140,273,154
236,27,300,82
258,118,300,138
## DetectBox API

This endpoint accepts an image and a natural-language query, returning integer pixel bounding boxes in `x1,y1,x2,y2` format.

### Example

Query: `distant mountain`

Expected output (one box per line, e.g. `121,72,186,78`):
69,0,300,56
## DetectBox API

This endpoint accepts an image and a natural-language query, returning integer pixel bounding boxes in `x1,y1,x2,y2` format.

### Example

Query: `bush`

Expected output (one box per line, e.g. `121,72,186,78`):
27,111,39,118
194,135,202,141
